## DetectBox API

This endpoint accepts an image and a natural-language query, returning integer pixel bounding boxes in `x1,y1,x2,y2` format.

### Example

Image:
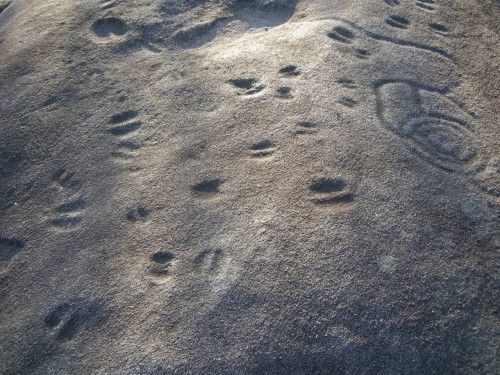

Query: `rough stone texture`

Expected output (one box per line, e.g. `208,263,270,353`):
0,0,498,374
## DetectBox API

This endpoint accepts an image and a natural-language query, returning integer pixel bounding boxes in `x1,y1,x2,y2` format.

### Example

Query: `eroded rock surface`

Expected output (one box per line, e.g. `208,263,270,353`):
0,0,498,374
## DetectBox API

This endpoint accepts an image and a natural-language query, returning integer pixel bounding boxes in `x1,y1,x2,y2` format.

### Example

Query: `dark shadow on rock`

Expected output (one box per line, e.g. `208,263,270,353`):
159,0,209,15
173,17,231,49
226,0,299,28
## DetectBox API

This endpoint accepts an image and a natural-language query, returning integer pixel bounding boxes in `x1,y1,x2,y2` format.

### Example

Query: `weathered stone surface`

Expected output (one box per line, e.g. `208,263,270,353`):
0,1,498,374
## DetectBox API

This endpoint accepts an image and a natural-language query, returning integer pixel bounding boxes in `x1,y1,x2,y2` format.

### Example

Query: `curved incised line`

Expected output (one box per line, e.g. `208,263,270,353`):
332,17,454,61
